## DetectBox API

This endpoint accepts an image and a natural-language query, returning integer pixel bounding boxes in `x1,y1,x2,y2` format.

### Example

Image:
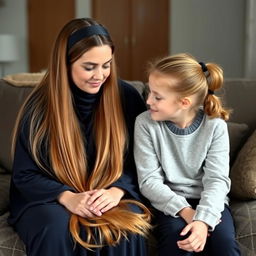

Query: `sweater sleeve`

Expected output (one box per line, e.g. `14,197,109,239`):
134,113,191,215
110,80,147,202
9,118,74,222
193,121,231,230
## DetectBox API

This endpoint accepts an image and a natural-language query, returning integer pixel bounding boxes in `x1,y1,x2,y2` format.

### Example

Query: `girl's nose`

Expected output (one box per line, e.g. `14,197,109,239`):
146,94,152,105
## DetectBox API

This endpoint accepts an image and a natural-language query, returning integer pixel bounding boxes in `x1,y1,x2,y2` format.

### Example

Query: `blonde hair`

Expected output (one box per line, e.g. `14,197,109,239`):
148,53,230,120
12,18,151,248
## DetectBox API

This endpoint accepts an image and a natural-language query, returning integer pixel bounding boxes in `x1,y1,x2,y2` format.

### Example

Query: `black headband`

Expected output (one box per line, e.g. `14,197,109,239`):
67,25,110,50
199,62,208,73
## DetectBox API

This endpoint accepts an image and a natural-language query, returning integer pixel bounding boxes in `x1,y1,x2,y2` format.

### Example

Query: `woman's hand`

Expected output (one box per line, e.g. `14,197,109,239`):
177,221,208,252
87,187,125,214
58,190,101,218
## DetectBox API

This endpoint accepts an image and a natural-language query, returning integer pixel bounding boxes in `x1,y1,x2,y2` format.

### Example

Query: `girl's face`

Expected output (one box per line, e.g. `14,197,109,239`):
147,72,184,121
71,45,112,94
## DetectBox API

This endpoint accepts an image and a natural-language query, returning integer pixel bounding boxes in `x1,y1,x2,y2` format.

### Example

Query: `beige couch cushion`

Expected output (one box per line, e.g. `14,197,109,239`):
3,72,44,87
230,130,256,199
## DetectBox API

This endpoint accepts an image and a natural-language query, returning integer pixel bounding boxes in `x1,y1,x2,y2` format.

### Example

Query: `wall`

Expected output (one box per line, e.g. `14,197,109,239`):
0,0,27,75
244,0,256,78
0,0,91,76
0,0,248,78
170,0,246,78
76,0,91,19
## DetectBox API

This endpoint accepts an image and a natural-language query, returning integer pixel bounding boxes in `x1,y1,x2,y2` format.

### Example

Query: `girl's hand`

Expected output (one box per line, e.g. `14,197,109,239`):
179,207,196,224
87,187,125,214
177,221,208,252
58,190,101,218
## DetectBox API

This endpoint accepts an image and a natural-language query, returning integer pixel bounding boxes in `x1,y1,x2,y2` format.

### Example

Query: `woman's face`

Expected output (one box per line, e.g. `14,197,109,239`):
71,45,112,94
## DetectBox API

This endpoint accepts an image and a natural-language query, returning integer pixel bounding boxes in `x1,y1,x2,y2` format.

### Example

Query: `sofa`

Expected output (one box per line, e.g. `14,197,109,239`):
0,73,256,256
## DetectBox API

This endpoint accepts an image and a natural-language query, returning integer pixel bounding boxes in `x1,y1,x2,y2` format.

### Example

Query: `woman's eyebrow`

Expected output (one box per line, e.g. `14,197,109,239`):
82,58,112,66
103,58,112,65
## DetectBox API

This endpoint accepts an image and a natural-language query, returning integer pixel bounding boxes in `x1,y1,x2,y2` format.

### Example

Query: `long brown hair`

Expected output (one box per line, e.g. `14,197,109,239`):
12,18,150,248
148,53,230,120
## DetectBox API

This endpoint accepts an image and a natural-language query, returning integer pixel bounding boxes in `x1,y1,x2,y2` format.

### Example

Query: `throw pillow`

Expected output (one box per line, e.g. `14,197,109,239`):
227,122,249,166
230,130,256,200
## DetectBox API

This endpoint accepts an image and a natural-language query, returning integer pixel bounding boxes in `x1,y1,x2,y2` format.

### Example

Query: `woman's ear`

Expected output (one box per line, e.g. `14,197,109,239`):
180,97,192,109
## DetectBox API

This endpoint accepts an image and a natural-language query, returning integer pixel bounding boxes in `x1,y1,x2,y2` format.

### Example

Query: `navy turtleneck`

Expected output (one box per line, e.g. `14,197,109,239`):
71,82,102,123
70,82,103,172
9,80,148,225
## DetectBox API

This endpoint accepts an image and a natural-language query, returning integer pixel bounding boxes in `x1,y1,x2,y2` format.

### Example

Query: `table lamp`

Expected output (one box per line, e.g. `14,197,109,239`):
0,34,19,77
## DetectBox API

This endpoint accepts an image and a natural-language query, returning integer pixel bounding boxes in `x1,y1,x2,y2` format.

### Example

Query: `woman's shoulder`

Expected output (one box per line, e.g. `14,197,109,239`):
118,80,144,99
118,79,146,115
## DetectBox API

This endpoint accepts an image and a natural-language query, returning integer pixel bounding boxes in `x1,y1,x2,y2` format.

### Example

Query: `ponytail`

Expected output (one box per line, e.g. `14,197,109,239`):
203,63,230,121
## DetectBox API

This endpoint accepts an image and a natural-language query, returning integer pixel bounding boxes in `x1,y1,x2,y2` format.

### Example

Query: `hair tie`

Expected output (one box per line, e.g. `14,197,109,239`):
67,25,110,50
208,89,214,95
199,62,208,73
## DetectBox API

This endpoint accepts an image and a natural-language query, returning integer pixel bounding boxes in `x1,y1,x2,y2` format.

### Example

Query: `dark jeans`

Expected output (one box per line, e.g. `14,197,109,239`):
153,200,241,256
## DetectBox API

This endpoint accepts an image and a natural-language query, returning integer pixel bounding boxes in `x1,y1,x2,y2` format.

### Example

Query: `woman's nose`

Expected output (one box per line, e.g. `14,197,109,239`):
93,68,104,80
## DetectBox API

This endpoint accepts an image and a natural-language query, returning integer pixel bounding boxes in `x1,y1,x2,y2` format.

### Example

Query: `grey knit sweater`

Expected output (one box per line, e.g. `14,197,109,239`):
134,109,231,230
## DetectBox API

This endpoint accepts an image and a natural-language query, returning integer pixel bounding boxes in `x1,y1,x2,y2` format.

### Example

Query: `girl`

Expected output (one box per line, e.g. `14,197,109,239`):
9,18,151,256
134,53,241,255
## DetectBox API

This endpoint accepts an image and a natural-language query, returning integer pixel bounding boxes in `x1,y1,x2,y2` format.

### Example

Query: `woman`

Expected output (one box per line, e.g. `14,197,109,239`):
9,18,151,256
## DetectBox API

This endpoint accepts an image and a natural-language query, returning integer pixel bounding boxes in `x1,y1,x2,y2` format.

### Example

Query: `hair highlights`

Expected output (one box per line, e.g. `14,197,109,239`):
12,18,151,249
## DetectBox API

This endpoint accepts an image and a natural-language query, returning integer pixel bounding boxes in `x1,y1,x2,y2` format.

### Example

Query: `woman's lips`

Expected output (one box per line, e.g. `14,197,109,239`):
88,81,102,87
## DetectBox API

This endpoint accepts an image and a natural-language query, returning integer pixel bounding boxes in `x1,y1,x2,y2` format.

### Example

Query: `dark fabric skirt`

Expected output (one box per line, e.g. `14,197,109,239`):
14,203,148,256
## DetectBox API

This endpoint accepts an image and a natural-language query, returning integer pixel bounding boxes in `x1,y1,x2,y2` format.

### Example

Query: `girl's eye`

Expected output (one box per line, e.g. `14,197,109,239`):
155,96,162,101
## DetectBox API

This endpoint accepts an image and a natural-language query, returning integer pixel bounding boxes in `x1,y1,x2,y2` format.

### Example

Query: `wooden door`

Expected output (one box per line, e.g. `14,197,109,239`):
93,0,169,82
27,0,75,72
131,0,169,81
92,0,132,80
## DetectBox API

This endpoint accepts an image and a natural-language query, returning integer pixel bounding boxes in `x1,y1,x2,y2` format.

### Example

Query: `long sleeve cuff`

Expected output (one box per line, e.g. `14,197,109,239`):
193,207,220,231
163,196,191,217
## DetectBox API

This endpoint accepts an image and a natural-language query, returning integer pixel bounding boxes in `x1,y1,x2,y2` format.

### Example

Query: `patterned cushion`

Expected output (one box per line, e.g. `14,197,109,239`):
230,130,256,199
230,201,256,256
0,174,11,215
0,213,25,256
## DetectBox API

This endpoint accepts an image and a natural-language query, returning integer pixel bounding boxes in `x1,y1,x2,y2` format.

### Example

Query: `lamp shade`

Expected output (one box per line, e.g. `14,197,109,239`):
0,34,19,62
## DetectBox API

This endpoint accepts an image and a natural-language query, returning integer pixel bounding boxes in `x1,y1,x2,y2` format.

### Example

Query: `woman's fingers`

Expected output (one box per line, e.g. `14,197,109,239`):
87,189,104,205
